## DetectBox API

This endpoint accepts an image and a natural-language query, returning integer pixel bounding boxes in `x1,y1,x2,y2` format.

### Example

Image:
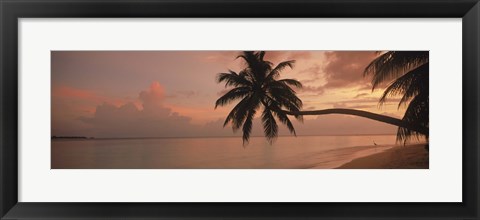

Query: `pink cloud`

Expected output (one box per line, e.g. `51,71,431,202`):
138,81,167,111
299,85,325,95
323,51,378,88
53,85,99,101
69,81,399,138
200,51,240,63
51,51,405,139
264,51,312,63
286,51,312,60
52,85,138,108
77,81,197,137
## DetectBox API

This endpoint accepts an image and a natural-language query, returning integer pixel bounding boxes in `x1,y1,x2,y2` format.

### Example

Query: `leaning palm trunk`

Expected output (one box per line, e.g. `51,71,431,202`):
364,51,429,142
216,51,429,144
282,108,428,135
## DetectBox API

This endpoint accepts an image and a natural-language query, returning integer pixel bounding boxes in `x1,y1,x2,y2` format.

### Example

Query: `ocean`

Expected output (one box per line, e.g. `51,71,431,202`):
51,135,420,169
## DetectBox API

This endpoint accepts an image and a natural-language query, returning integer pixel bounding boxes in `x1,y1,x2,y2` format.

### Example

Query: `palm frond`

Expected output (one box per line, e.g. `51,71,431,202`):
268,85,303,108
223,95,252,129
274,110,296,136
396,92,429,143
365,51,428,90
216,70,252,88
215,87,251,108
215,51,304,145
237,51,272,80
266,95,303,122
277,79,303,89
242,108,257,145
266,60,295,80
236,51,256,64
379,63,429,107
233,96,260,131
257,51,266,61
362,51,429,143
242,109,255,146
261,108,278,144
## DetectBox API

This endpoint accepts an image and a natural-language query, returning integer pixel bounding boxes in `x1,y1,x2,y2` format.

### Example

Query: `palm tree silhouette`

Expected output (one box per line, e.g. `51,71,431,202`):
215,51,428,144
215,51,303,144
364,51,429,142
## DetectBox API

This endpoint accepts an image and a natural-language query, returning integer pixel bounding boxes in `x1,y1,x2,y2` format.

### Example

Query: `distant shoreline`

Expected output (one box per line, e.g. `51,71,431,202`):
51,136,95,140
51,133,400,141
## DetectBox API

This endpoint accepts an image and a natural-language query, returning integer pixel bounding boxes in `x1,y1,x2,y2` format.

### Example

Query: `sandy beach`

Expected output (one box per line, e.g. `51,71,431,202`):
337,144,428,169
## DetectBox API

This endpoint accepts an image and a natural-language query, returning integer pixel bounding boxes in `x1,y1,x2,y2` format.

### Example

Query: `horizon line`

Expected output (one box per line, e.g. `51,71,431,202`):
51,133,398,141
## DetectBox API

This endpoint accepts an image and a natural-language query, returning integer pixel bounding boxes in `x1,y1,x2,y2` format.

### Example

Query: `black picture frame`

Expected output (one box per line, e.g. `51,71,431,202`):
1,0,479,219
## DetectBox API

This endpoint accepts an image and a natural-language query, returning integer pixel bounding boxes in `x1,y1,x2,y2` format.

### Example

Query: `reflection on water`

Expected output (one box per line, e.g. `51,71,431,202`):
52,135,419,169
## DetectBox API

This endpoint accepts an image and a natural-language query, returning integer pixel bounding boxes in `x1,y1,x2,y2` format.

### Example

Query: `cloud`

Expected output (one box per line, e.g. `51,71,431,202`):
51,85,140,137
327,97,403,110
52,85,100,102
299,64,323,79
300,85,325,95
265,51,312,64
200,51,240,63
52,85,138,107
138,81,166,109
325,96,404,118
353,92,370,98
64,81,400,138
77,82,192,137
291,115,398,136
73,82,231,138
332,102,347,108
287,51,312,60
328,97,379,108
175,90,197,98
323,51,378,88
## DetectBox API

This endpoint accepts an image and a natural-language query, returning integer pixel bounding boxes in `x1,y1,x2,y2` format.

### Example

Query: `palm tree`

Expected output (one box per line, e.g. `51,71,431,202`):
215,51,429,144
215,51,303,144
364,51,429,142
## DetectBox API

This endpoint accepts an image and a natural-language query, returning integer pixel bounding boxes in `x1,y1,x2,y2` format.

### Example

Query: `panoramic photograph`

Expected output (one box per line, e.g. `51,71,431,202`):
51,51,429,169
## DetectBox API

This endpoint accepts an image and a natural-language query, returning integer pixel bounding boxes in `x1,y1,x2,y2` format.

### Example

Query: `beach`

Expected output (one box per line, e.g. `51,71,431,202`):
336,144,429,169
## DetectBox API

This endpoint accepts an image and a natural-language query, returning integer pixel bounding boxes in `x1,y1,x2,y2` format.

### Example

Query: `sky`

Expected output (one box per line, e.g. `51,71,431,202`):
51,51,407,138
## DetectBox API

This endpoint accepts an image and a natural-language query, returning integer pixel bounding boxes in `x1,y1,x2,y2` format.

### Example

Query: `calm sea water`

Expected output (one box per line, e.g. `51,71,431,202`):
52,135,420,169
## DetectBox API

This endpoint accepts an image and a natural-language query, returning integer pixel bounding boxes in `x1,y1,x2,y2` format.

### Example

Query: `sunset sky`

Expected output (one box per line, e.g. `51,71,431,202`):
52,51,406,138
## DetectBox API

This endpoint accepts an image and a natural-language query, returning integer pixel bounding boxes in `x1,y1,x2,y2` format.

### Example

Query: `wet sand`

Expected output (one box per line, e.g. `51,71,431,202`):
336,144,428,169
306,145,395,168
